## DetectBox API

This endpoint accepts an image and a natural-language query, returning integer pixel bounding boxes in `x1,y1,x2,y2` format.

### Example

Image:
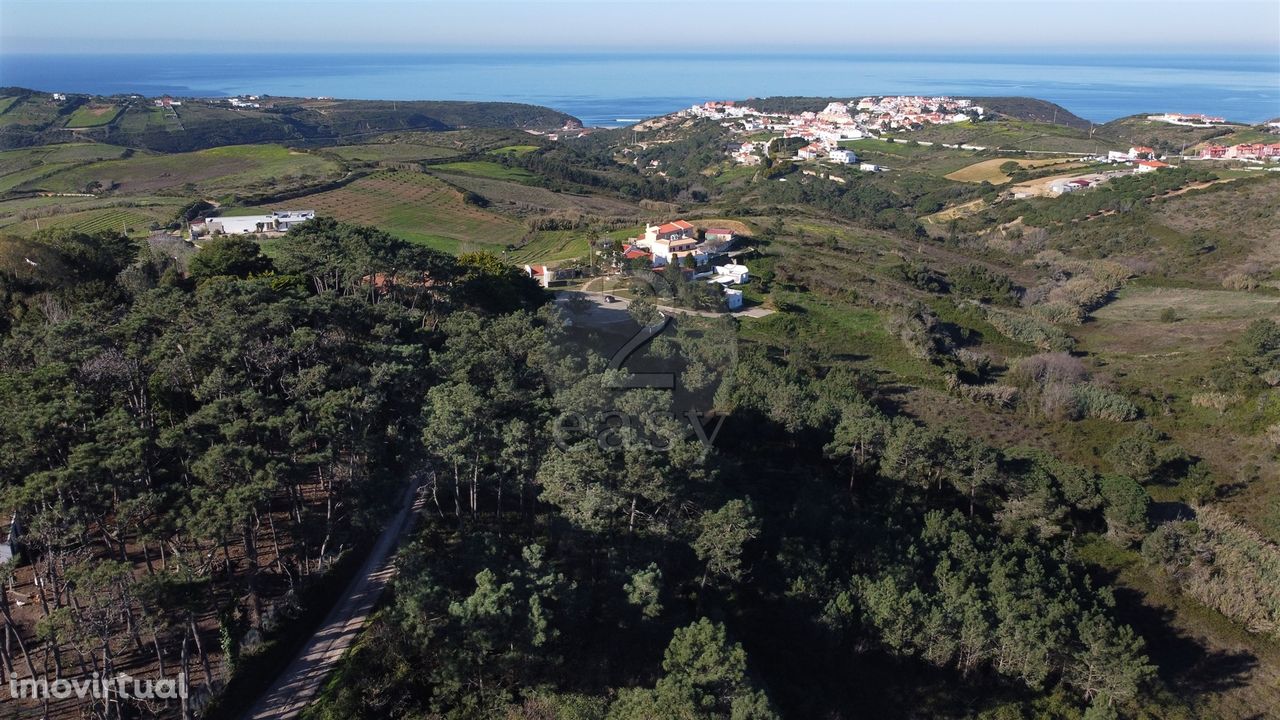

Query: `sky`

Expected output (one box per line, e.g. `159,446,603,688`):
2,0,1278,55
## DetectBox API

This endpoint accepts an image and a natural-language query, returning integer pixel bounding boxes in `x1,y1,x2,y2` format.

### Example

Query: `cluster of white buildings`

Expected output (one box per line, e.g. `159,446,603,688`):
1147,112,1226,127
688,96,981,167
613,221,749,308
191,210,315,237
623,221,738,267
227,96,263,109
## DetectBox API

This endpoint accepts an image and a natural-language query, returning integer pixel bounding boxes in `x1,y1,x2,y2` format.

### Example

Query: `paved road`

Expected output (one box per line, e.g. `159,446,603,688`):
242,471,428,720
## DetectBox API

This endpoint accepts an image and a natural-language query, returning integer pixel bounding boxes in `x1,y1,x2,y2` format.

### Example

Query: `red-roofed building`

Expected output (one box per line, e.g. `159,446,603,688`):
636,220,702,266
622,245,653,262
1128,146,1155,160
1135,160,1170,173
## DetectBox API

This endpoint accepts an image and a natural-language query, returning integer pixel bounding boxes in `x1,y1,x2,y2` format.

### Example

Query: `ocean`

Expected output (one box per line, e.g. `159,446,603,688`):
1,52,1277,127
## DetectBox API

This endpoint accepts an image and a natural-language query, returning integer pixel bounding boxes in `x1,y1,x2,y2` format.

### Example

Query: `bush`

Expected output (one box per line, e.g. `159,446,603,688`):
1149,507,1280,639
1072,383,1139,422
1011,352,1089,388
1159,307,1178,323
1099,474,1150,545
984,308,1075,351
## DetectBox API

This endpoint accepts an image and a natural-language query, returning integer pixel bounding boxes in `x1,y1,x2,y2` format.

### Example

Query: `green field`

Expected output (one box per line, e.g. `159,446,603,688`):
65,104,124,128
0,194,187,237
0,96,64,127
431,160,537,183
0,97,18,115
0,143,137,193
507,230,589,264
116,106,184,134
240,170,526,253
488,144,540,156
324,143,462,162
884,119,1108,153
18,144,342,196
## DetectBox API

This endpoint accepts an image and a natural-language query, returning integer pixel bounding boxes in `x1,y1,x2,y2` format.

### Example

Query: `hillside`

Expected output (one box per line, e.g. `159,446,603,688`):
0,88,580,152
970,96,1093,129
2,95,1280,720
1099,114,1278,155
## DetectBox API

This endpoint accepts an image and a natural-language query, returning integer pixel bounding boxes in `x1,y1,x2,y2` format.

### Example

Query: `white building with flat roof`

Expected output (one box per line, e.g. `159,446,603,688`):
197,210,315,236
724,288,743,310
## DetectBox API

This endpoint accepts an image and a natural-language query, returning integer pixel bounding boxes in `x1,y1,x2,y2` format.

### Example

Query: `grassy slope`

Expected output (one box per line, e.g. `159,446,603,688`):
887,119,1113,153
16,144,342,196
431,160,538,183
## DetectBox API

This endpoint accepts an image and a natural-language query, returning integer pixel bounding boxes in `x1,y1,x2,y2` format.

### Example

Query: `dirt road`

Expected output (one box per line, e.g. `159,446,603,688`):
241,472,428,720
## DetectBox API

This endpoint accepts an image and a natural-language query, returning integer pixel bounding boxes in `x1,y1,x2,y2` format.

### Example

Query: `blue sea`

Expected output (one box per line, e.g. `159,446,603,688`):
1,52,1277,127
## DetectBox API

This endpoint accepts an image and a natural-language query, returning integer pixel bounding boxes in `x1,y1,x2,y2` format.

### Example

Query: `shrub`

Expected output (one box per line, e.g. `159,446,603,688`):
984,308,1075,352
1011,352,1089,388
1073,384,1140,422
1223,273,1259,291
1150,507,1280,639
1159,307,1178,323
1190,392,1241,413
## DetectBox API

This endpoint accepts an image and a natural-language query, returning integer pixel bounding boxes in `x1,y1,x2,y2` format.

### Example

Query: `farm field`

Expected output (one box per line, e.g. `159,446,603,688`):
0,97,18,115
116,106,184,133
838,139,985,175
488,144,540,156
428,172,642,217
888,119,1108,153
65,104,123,128
243,170,526,253
0,95,64,127
0,205,177,236
323,143,462,162
430,160,537,183
507,230,590,264
0,143,135,177
16,144,343,196
945,157,1081,183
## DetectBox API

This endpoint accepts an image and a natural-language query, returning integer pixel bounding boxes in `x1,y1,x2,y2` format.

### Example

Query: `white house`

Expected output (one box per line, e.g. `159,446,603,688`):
198,210,315,236
707,263,750,285
1135,160,1170,173
635,220,699,266
524,264,575,288
1107,150,1131,162
859,163,882,172
797,144,823,161
828,149,858,164
723,288,743,310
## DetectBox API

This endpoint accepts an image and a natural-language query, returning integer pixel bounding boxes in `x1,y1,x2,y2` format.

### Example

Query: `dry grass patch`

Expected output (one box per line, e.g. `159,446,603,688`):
945,157,1078,184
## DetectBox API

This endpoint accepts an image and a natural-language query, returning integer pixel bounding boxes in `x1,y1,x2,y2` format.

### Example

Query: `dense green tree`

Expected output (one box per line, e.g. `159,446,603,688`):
186,236,273,282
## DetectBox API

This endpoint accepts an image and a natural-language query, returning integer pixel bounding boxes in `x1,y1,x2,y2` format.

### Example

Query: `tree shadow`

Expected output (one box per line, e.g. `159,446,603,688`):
1107,584,1257,696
